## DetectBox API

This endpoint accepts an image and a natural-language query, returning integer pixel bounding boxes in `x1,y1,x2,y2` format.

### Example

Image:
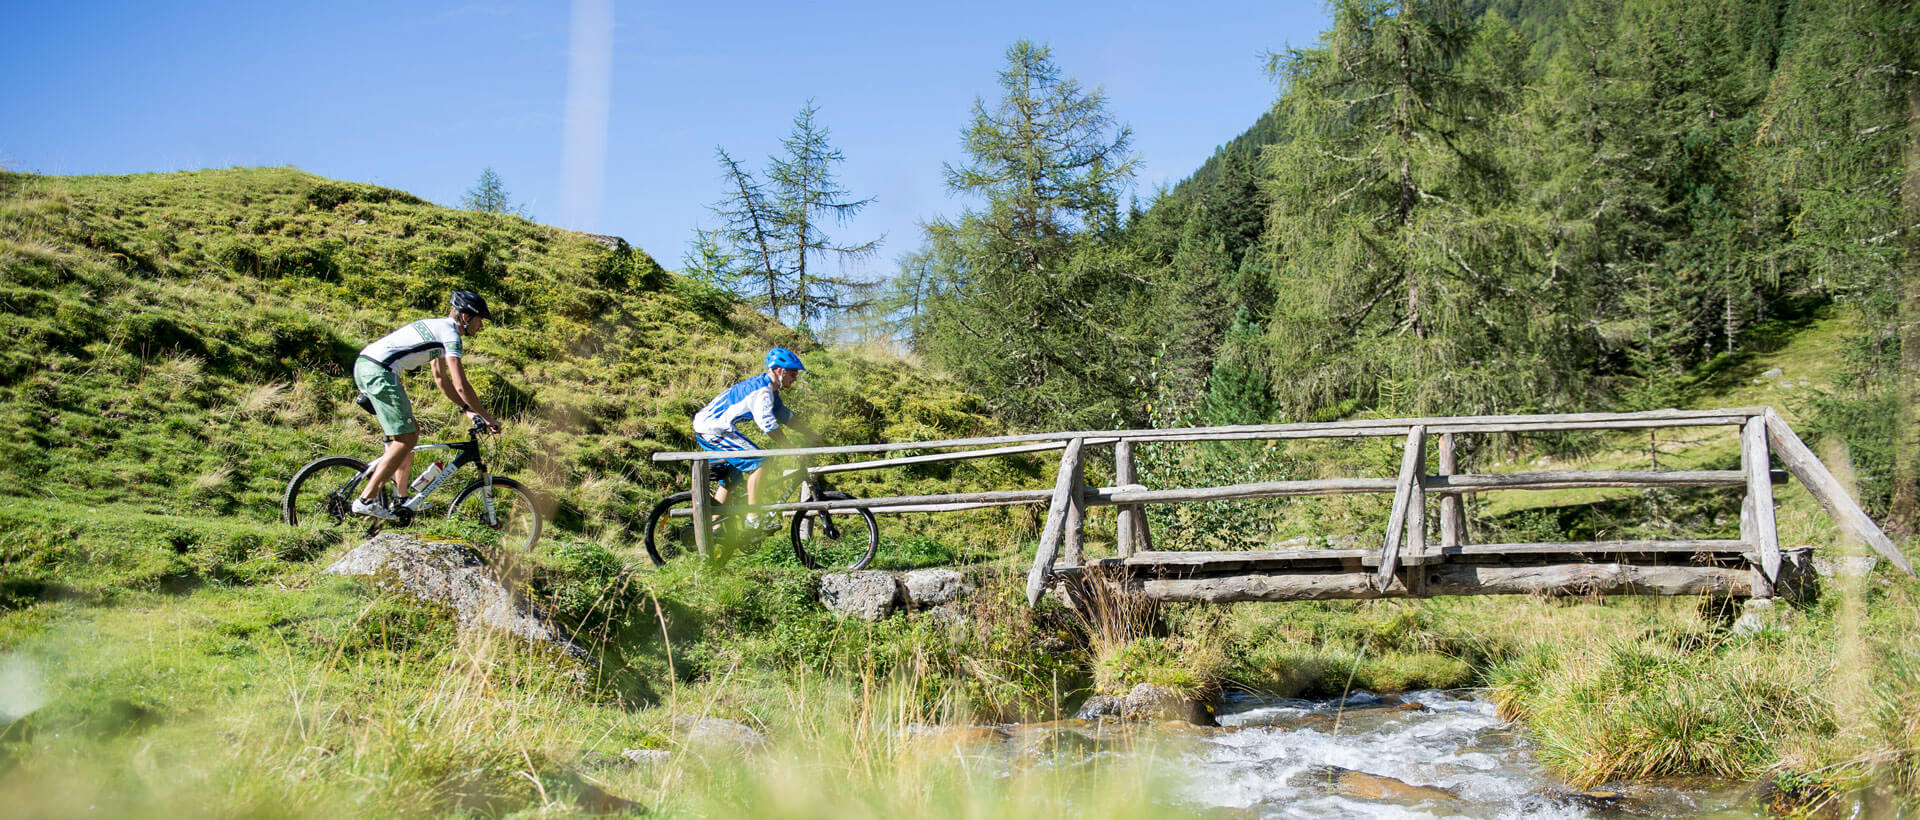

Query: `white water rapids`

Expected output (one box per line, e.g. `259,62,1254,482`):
1171,690,1754,818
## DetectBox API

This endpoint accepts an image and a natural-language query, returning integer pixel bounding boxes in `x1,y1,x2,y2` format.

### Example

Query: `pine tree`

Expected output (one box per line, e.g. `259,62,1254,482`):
1154,212,1234,415
461,167,526,217
1261,0,1576,419
680,227,743,294
1199,307,1276,425
767,103,882,333
712,148,787,321
915,40,1146,428
1754,0,1919,528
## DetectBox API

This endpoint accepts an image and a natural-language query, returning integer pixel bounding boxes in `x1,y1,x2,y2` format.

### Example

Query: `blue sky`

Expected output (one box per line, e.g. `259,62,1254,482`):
2,1,1330,279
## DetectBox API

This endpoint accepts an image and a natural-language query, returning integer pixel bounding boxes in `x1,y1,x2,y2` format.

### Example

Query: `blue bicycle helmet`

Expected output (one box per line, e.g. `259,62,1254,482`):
765,347,805,371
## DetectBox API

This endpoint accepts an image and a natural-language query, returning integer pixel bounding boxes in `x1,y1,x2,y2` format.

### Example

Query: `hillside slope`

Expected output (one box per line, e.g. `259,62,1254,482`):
0,167,1013,539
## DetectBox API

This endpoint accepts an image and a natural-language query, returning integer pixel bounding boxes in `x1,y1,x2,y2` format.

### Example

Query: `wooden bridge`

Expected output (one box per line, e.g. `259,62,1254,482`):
651,407,1915,606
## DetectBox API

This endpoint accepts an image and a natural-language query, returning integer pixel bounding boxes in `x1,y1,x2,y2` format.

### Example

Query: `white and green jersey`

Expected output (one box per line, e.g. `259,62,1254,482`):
358,317,463,374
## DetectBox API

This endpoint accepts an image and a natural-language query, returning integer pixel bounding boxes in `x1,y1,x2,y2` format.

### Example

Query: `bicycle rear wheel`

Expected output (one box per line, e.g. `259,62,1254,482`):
791,491,878,571
643,490,723,566
449,476,543,554
282,456,370,528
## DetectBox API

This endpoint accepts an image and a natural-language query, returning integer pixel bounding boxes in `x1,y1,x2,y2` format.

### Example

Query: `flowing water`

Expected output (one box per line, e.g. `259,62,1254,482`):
1169,689,1758,818
965,690,1763,817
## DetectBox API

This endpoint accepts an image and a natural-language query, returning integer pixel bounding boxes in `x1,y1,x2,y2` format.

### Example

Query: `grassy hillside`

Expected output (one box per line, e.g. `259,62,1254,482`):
0,167,1026,540
4,167,1919,815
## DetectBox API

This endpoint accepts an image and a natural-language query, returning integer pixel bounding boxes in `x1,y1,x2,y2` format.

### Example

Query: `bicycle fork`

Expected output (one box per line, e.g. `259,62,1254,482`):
797,479,843,541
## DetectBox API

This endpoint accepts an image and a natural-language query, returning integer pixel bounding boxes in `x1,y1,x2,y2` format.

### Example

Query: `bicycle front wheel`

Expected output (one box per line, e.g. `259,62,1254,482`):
283,455,370,528
643,491,721,566
791,491,878,571
449,476,543,554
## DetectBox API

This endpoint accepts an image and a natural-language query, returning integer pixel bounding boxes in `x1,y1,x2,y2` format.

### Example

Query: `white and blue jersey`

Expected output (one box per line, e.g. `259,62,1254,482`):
694,373,793,437
693,373,793,479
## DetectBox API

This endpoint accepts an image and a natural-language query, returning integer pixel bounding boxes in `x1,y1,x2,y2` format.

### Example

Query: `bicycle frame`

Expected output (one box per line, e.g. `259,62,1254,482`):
353,427,496,516
673,464,819,521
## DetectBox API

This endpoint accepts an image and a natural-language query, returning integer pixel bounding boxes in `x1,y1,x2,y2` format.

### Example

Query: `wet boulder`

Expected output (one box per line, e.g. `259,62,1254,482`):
1308,765,1460,805
1076,694,1123,720
1121,683,1217,726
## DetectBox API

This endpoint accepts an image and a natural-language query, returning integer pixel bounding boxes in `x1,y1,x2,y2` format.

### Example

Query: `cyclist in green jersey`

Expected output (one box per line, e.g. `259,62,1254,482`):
350,290,503,520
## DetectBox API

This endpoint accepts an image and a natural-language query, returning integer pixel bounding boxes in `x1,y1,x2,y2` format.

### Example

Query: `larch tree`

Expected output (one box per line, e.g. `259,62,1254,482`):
712,148,787,321
1261,0,1574,419
1753,0,1920,529
461,167,526,217
767,102,882,333
916,40,1145,429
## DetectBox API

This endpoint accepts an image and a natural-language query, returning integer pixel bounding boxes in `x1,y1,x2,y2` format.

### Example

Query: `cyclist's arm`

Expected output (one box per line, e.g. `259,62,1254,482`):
432,357,501,431
768,418,818,450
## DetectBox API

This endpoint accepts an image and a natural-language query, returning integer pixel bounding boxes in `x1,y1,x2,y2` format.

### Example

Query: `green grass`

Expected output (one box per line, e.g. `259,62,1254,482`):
6,167,1920,814
0,167,1014,546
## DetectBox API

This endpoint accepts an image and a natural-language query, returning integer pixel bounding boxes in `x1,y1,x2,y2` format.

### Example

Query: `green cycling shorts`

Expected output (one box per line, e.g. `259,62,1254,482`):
353,358,416,436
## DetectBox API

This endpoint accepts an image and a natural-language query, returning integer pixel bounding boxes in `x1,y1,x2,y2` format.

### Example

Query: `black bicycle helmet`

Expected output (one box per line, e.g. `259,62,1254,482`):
450,290,493,320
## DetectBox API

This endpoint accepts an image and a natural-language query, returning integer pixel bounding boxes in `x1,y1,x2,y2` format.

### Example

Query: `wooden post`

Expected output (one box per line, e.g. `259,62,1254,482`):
1113,441,1154,557
1376,426,1426,592
1026,438,1086,606
1742,417,1781,582
1763,409,1916,576
690,460,713,559
1063,476,1086,568
1438,432,1465,547
1115,440,1136,557
1408,435,1428,596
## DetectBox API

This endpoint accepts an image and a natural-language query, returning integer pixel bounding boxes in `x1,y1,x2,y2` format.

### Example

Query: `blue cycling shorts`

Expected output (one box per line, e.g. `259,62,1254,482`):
695,431,765,484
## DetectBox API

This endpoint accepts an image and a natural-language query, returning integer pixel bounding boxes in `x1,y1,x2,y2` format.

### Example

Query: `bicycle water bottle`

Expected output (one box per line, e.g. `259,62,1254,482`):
410,462,444,493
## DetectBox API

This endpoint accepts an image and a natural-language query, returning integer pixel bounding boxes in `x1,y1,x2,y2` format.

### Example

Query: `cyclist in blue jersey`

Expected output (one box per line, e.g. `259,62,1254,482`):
350,290,503,520
693,347,818,531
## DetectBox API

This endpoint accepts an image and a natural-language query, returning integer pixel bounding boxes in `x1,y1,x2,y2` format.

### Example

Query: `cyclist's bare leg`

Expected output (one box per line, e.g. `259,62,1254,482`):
745,466,767,506
360,431,419,503
392,449,415,499
710,482,730,531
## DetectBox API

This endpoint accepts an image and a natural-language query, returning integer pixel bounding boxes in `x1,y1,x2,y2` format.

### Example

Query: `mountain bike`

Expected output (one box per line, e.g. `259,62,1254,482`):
642,462,877,570
282,421,542,552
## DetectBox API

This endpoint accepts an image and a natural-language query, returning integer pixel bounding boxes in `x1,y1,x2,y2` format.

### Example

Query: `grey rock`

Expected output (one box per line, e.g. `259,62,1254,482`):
1325,534,1364,550
1733,598,1788,635
819,571,899,621
1076,695,1123,720
1012,722,1106,760
324,533,591,665
1812,555,1878,579
900,568,968,608
674,716,766,754
1121,683,1216,726
923,603,966,629
620,749,670,766
1762,368,1785,380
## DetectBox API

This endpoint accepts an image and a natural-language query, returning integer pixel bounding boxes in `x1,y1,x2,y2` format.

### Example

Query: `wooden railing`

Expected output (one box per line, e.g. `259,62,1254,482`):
650,407,1914,604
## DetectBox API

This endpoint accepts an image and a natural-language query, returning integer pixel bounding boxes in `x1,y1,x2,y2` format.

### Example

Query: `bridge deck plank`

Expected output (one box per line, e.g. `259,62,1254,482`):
1115,549,1373,567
